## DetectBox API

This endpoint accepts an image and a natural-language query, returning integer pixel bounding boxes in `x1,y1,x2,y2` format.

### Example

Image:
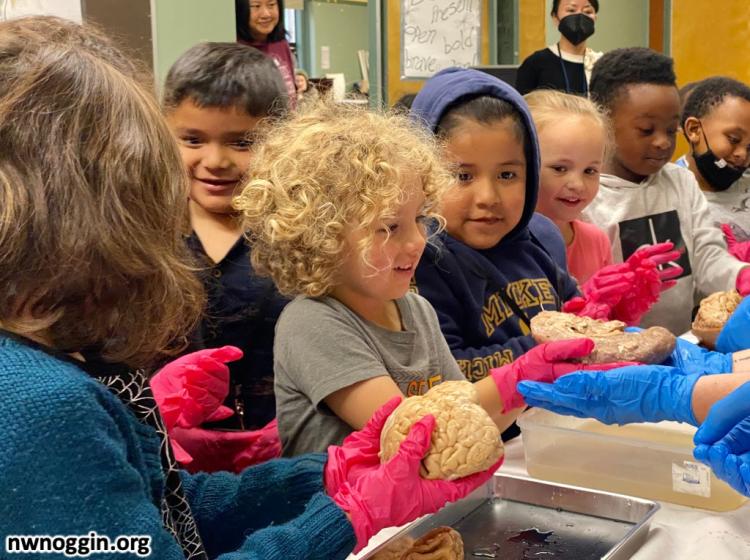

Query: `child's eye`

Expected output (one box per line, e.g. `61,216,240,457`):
727,135,741,145
230,139,253,150
550,165,567,173
666,127,678,137
180,136,203,147
584,167,600,175
378,223,398,234
498,171,517,180
637,128,653,136
456,171,473,183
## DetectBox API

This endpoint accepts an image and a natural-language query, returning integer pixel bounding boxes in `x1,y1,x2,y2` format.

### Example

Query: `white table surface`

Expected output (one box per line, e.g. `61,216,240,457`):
349,436,750,559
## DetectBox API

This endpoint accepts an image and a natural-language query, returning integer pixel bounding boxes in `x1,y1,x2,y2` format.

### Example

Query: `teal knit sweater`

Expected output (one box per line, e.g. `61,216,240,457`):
0,335,356,559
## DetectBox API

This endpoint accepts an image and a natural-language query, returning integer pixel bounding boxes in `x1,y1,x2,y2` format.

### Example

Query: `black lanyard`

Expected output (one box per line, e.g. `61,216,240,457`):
557,43,588,96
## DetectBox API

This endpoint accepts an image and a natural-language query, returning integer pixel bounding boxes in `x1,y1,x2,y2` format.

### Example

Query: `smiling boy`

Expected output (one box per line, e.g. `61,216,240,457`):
583,48,750,334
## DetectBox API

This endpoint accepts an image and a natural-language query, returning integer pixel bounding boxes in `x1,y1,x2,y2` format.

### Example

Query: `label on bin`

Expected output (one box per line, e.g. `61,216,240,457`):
672,461,711,497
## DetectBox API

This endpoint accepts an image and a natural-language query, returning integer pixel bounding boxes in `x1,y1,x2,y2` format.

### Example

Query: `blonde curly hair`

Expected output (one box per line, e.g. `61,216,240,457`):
235,100,452,297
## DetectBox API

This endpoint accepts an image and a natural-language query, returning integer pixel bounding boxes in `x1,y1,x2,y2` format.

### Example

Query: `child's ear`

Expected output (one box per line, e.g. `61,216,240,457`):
683,117,702,145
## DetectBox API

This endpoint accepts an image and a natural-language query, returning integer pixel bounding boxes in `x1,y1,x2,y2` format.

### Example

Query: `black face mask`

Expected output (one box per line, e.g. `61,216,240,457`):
692,125,747,191
558,13,595,46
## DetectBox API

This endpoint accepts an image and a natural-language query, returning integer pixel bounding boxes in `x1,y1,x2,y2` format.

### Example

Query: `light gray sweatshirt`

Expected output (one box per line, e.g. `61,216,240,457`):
583,163,747,334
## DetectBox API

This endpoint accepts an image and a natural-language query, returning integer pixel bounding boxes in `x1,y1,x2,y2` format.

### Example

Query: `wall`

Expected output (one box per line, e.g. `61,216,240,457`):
671,0,750,86
82,0,153,73
150,0,235,91
304,0,369,88
544,0,649,53
519,0,546,60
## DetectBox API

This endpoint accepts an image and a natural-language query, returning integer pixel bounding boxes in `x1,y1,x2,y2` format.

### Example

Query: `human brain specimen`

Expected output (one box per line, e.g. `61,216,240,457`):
380,381,504,480
530,311,675,364
371,527,464,560
692,290,742,349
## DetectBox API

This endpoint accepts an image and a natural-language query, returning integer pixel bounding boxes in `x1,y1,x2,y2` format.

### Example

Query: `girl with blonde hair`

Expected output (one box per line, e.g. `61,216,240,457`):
525,88,613,283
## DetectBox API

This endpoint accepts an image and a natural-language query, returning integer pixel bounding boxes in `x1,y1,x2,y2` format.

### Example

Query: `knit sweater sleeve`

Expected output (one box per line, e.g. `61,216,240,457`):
0,371,199,560
181,453,356,558
1,346,356,560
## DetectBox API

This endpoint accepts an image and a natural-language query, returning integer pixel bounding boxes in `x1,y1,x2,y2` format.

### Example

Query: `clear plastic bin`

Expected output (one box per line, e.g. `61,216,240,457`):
518,408,748,511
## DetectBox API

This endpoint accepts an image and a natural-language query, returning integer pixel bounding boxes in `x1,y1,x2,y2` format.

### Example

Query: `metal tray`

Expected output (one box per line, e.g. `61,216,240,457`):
361,473,659,559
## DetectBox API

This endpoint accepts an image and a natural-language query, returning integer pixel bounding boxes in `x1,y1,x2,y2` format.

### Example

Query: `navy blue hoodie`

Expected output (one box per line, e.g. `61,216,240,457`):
411,68,579,382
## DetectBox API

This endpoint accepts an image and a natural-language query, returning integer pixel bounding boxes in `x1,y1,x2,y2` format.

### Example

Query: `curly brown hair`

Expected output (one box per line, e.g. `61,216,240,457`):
234,100,452,297
0,17,204,367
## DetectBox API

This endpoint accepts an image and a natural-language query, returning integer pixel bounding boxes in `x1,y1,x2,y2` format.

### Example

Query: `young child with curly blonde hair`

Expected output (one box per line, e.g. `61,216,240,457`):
236,101,626,456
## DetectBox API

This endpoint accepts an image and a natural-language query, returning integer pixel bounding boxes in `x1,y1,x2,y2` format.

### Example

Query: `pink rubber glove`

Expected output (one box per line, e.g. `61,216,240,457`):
489,339,638,412
324,396,403,496
171,419,282,473
737,267,750,297
723,224,750,262
149,346,243,463
612,242,683,324
564,242,682,325
332,415,503,552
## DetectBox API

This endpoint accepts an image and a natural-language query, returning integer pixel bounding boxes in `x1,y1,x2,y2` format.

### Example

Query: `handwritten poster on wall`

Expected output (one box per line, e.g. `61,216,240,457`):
401,0,482,80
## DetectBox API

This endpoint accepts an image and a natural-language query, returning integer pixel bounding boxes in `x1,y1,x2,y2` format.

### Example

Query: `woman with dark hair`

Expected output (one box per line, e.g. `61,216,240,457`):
515,0,602,96
236,0,296,104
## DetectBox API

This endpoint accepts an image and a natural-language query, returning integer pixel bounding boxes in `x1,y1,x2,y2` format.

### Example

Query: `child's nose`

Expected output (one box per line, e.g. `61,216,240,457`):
732,145,749,167
652,131,672,152
405,222,427,253
203,144,231,169
474,176,499,206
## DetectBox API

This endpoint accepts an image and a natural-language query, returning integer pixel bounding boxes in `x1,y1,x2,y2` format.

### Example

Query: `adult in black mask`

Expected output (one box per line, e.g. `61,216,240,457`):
516,0,600,96
678,77,750,257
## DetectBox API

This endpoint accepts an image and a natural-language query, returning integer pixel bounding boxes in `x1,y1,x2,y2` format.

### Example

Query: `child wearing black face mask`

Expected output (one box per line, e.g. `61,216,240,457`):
516,0,601,96
677,77,750,260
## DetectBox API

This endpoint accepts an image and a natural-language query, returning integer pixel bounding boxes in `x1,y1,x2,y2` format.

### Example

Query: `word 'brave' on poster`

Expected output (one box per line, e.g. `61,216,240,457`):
401,0,482,80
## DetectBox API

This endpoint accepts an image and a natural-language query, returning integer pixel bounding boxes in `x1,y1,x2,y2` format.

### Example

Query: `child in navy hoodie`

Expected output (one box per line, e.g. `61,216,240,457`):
412,68,675,384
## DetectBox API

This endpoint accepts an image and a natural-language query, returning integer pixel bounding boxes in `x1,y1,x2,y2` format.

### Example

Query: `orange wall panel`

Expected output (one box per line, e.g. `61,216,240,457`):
672,0,750,85
519,0,547,60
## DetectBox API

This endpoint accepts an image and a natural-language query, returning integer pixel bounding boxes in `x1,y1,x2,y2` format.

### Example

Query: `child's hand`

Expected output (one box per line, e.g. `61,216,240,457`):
566,242,683,325
613,242,683,324
488,339,638,412
722,224,750,263
331,415,502,552
149,346,243,431
170,420,282,472
324,396,402,496
736,267,750,297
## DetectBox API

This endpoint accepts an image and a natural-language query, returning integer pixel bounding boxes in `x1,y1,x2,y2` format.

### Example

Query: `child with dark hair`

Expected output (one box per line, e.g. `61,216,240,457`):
584,48,750,334
161,42,290,472
410,68,666,396
677,77,750,261
516,0,601,96
235,0,296,104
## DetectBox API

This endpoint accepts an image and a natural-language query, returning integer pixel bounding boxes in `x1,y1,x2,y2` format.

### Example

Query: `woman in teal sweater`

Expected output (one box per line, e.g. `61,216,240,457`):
0,17,496,559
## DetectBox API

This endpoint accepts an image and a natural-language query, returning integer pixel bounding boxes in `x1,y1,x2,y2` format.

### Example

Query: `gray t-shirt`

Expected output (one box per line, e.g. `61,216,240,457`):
274,292,464,456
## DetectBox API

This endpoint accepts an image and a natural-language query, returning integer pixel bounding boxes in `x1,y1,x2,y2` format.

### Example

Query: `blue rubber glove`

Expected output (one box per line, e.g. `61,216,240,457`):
625,327,732,375
517,365,700,426
692,382,750,496
693,445,750,496
694,381,750,449
716,295,750,353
